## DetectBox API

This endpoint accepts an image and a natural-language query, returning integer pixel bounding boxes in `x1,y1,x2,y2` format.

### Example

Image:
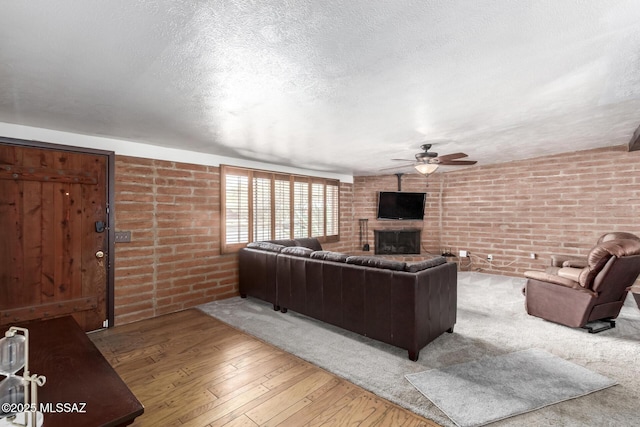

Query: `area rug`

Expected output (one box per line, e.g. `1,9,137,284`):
198,272,640,426
405,348,616,427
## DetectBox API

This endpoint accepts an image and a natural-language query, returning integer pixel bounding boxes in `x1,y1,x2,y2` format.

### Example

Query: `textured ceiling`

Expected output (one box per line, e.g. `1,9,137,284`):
1,0,639,176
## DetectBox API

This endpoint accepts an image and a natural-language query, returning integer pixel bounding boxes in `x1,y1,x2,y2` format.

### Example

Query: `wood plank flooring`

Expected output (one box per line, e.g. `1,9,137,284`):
90,308,439,427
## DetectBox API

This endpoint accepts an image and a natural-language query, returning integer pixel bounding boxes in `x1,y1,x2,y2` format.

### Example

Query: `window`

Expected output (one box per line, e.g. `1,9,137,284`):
274,179,290,240
326,184,339,236
311,183,324,237
221,165,339,253
224,174,249,245
252,177,271,241
293,181,309,238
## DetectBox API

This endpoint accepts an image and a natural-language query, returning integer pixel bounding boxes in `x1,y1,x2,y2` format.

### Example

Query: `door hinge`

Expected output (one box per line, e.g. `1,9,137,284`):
102,319,109,328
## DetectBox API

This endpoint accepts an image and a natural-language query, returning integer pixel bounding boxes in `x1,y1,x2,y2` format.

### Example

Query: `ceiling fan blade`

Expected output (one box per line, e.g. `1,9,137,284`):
439,160,477,166
436,152,468,161
391,158,416,162
379,163,415,171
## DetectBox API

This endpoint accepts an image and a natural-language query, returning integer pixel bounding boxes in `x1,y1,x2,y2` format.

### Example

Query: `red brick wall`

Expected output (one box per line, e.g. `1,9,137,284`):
323,181,356,253
353,145,640,276
352,173,443,256
113,143,639,324
440,145,640,275
114,156,236,324
113,156,355,324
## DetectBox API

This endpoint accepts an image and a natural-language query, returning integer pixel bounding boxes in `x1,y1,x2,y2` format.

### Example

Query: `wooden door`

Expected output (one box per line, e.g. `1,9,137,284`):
0,143,109,331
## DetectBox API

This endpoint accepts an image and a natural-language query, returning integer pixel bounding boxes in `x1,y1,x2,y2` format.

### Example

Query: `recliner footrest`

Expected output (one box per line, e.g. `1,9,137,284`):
582,319,616,333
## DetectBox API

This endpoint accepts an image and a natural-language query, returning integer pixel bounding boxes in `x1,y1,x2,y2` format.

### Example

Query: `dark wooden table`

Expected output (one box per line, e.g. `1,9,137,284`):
1,316,143,427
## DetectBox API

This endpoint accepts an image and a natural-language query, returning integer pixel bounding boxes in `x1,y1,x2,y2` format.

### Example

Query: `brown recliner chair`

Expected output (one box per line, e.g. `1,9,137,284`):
547,231,640,271
523,232,640,332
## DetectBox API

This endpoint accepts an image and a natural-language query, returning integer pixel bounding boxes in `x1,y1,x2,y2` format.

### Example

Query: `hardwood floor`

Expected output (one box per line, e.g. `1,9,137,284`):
90,309,439,427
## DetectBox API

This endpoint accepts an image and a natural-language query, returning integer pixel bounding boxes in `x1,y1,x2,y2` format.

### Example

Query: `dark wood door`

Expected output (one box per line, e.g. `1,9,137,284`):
0,144,109,331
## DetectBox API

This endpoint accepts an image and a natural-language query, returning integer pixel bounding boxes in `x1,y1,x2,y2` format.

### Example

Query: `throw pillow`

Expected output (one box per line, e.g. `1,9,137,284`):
294,238,323,251
280,246,314,257
310,251,349,263
345,256,407,271
405,256,447,272
246,242,285,253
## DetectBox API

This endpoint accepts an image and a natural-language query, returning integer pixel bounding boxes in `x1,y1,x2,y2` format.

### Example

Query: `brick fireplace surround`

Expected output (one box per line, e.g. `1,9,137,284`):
113,144,639,325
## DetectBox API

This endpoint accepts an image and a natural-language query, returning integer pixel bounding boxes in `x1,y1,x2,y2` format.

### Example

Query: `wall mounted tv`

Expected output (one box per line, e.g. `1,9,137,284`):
377,191,426,220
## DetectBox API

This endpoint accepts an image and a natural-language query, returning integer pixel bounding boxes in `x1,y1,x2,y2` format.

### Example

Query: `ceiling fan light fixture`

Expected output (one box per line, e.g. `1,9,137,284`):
415,163,439,175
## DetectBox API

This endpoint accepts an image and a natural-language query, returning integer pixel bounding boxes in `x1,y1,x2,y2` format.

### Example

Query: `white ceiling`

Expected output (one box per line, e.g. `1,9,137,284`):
1,0,639,176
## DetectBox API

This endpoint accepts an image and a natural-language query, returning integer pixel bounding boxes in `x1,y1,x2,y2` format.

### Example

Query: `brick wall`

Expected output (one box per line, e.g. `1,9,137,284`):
323,181,356,253
114,156,236,324
353,144,640,276
352,173,443,256
113,156,355,324
440,144,640,275
113,143,639,324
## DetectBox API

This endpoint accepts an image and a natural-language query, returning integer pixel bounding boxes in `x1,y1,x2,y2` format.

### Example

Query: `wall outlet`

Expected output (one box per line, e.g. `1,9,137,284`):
459,250,468,257
530,253,536,259
487,254,493,261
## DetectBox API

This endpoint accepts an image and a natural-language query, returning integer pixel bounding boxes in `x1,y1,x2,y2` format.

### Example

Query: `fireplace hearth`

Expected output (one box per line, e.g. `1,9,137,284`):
374,229,421,255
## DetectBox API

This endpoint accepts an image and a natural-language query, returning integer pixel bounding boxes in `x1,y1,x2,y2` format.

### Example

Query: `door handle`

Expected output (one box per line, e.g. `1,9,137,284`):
95,251,105,259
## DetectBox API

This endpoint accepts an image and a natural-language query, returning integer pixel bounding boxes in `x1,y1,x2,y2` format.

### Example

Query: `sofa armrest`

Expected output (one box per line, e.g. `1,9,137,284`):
524,270,579,289
238,247,280,306
524,270,597,296
562,259,588,268
556,267,583,282
550,254,587,268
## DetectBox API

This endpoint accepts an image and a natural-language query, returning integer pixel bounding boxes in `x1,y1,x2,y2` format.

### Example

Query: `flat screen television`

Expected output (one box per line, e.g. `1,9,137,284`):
377,191,426,220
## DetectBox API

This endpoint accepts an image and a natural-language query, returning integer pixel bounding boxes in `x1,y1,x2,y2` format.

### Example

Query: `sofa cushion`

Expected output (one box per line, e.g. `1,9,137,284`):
405,256,447,272
345,256,407,271
280,246,314,257
561,259,587,268
310,250,349,263
557,267,582,282
294,238,323,251
268,239,298,247
246,241,286,253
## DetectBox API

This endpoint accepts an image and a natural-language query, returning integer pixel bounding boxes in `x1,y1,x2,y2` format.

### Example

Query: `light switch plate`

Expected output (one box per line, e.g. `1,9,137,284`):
114,231,131,243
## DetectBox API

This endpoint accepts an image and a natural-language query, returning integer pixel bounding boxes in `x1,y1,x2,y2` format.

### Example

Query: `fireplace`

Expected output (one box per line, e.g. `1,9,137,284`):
374,229,421,255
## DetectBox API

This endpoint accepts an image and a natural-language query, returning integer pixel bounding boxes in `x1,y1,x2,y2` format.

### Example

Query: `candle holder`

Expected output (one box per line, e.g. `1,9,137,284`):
0,327,46,427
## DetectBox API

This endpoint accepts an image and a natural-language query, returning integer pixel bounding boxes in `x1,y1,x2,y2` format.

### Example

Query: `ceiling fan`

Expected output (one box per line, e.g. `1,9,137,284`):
384,144,477,175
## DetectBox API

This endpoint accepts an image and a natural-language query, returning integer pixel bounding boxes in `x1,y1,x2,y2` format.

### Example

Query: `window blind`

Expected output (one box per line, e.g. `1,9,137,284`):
326,184,339,236
311,183,325,237
293,181,309,238
221,165,339,253
274,179,291,240
253,177,271,241
225,174,249,244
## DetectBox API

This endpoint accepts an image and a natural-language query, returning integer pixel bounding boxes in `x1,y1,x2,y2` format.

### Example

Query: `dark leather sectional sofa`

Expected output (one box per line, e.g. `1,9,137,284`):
238,238,457,361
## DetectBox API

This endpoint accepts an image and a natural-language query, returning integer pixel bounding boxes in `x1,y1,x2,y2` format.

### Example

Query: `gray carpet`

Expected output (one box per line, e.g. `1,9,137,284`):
405,348,616,427
198,272,640,426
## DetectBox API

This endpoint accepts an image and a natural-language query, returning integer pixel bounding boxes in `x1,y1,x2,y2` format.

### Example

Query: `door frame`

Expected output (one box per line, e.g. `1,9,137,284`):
0,136,116,327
